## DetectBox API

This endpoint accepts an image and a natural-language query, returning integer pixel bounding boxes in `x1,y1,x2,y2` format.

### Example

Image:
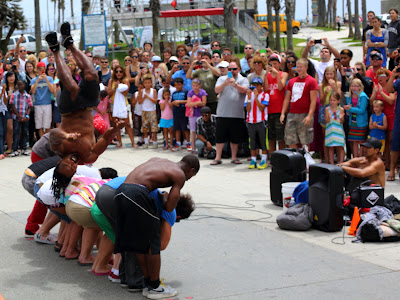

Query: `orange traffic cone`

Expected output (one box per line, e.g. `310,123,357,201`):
348,206,361,236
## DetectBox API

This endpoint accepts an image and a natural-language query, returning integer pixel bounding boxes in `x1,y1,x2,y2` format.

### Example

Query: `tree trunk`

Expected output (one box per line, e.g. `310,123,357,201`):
333,0,337,30
347,0,353,37
273,0,281,52
80,0,90,50
71,0,75,29
326,0,331,26
317,0,326,27
361,0,367,28
285,0,294,50
224,0,234,50
354,0,361,39
267,0,275,49
150,0,161,54
244,0,248,10
34,0,42,53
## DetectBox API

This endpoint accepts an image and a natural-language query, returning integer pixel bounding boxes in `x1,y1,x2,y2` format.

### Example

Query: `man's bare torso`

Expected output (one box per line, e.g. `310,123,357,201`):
125,158,185,191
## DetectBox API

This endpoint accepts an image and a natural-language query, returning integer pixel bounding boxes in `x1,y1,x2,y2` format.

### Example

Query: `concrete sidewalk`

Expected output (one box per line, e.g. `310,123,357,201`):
1,141,400,299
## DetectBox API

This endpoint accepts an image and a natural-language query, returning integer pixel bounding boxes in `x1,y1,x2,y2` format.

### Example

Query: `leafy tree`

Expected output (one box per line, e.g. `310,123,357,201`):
0,0,27,53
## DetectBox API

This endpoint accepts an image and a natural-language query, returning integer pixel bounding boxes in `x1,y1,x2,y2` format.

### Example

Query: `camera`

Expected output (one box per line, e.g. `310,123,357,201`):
178,65,183,70
196,61,202,65
314,39,322,44
11,65,17,71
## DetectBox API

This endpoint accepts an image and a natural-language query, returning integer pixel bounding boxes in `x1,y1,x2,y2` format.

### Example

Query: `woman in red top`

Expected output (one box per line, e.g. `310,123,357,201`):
369,68,396,170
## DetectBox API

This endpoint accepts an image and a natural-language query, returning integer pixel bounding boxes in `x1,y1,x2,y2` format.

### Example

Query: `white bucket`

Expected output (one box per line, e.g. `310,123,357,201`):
281,182,301,211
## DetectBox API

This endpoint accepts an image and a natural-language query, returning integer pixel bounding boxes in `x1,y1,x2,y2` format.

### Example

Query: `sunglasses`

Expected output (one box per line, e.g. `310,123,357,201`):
131,56,138,58
139,66,148,69
87,55,93,58
48,68,55,71
371,57,382,61
228,68,238,71
124,59,131,62
222,53,231,56
254,61,262,64
245,47,253,50
356,68,362,71
287,60,296,64
177,49,185,52
115,70,123,73
182,62,190,65
377,74,387,77
19,50,26,52
213,55,220,58
212,44,220,47
101,61,108,64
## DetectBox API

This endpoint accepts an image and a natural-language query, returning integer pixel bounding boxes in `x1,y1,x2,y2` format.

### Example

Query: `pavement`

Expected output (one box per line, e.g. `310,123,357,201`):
293,27,364,63
1,136,400,300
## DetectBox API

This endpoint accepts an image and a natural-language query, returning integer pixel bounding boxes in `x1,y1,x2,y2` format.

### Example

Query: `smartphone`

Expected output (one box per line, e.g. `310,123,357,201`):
178,65,183,70
249,86,256,90
345,68,352,72
227,71,232,78
334,58,341,62
314,39,322,44
259,49,267,53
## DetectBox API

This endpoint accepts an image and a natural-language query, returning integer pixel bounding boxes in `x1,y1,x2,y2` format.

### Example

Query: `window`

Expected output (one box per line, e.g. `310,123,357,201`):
8,38,15,46
28,36,35,42
283,16,287,21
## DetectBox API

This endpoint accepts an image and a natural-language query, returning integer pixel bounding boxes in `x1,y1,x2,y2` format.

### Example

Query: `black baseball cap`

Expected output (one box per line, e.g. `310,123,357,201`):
370,52,383,60
361,137,382,149
200,106,211,114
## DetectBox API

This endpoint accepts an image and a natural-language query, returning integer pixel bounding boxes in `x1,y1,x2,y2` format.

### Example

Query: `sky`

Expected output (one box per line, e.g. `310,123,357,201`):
19,0,382,32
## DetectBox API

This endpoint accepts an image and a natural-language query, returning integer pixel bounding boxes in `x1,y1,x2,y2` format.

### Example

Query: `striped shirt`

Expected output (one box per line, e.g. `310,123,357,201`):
245,92,269,123
9,90,32,120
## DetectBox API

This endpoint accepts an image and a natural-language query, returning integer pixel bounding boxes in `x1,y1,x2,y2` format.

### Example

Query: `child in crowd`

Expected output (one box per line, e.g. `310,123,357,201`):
159,89,174,150
369,99,387,155
171,77,190,151
132,81,144,145
157,76,177,101
324,92,345,164
94,90,111,128
138,74,158,149
245,77,269,169
186,79,207,153
344,78,369,157
319,66,342,163
9,80,33,157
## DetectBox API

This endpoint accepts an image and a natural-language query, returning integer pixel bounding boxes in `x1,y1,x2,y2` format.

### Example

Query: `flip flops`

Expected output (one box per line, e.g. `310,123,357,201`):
231,159,242,165
210,160,222,165
91,270,110,276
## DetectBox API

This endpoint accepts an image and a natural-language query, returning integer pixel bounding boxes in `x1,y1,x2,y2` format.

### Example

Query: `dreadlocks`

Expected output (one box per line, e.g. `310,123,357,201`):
51,162,74,199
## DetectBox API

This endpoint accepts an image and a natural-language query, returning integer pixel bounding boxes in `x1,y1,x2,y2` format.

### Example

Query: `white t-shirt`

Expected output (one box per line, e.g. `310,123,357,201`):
19,57,26,73
157,86,177,100
309,58,334,84
36,165,101,185
141,88,156,112
133,91,143,116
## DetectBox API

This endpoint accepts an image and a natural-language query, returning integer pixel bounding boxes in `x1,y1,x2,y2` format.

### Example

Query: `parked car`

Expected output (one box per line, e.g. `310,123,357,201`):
254,14,301,34
2,34,39,53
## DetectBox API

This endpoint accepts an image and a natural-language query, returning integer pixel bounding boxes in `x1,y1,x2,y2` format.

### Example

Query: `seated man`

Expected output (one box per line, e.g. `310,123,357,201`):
114,155,199,299
195,106,217,158
339,137,386,190
44,22,123,199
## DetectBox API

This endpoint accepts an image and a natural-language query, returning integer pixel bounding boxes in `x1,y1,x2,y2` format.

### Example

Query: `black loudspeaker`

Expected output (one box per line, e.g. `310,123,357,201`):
270,149,307,206
309,163,344,232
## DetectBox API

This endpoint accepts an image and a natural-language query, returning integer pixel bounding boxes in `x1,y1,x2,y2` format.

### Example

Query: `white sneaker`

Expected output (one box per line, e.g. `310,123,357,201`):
150,143,158,149
142,287,149,297
9,150,19,157
142,143,149,149
146,283,177,299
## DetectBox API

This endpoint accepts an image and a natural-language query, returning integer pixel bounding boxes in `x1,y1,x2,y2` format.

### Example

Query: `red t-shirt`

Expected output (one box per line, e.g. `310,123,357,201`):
286,75,318,114
366,69,392,85
267,71,285,114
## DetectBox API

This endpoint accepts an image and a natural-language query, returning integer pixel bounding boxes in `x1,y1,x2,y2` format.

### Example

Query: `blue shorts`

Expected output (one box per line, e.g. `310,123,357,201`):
173,115,188,132
391,119,400,151
159,118,173,129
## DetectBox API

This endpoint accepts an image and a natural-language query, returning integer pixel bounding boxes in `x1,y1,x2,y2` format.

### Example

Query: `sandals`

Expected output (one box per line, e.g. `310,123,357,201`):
210,160,222,165
231,159,242,165
0,154,5,160
387,175,395,182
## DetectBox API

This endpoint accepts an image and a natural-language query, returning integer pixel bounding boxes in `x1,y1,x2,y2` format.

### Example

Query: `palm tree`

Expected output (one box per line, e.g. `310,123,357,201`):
361,0,366,28
224,0,234,50
354,0,361,39
267,0,275,49
70,0,75,28
150,0,161,54
273,0,281,52
35,0,42,52
317,0,326,27
347,0,353,37
285,0,294,50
